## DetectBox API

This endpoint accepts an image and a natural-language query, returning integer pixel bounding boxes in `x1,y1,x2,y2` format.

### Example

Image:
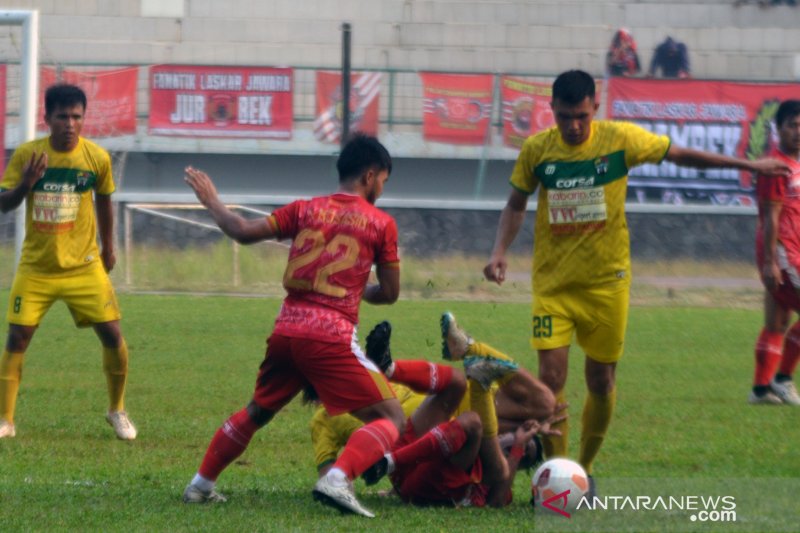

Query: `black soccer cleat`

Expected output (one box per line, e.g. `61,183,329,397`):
361,456,389,486
365,321,393,373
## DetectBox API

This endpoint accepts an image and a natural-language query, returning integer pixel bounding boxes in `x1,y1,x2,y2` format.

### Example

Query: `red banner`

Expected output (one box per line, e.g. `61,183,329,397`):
314,71,380,144
0,65,5,175
38,66,138,137
500,77,554,149
149,65,293,139
420,73,493,145
607,77,800,205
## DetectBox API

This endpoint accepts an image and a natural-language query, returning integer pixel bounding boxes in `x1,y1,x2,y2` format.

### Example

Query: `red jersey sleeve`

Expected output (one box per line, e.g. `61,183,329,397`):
269,200,305,239
757,174,785,204
376,217,400,267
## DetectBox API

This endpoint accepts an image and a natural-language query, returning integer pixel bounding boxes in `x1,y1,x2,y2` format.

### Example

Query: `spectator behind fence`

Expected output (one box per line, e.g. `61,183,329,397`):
648,36,690,79
606,28,641,77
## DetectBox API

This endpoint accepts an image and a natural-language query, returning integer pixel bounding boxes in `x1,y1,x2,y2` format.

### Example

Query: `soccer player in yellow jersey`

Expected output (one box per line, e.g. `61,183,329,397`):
0,84,135,440
484,70,790,489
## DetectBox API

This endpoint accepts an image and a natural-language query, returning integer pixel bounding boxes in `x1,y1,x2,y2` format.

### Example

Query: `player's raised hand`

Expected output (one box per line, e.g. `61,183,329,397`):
483,254,508,285
184,166,220,207
22,151,48,188
753,157,791,177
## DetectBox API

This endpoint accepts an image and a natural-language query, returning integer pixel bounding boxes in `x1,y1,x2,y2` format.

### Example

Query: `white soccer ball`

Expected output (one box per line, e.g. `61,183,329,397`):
531,458,590,515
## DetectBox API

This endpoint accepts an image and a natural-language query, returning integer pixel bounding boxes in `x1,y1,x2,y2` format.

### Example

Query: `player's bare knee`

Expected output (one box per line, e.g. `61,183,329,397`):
447,368,467,396
6,325,35,352
456,411,482,440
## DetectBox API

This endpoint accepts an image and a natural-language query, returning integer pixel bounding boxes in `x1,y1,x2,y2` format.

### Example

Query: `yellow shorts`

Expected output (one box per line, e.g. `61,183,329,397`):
7,262,121,328
531,281,629,364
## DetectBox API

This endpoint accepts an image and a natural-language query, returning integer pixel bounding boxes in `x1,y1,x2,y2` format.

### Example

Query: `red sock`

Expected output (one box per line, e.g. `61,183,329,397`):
198,408,259,481
754,329,784,386
392,419,467,467
779,322,800,377
333,418,399,479
390,360,453,394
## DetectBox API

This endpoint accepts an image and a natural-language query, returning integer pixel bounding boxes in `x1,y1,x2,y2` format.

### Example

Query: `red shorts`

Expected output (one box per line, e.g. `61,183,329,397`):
390,420,487,507
252,333,395,415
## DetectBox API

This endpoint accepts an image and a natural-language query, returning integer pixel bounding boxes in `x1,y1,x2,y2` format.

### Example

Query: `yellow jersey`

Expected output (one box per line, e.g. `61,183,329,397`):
510,120,670,295
1,137,115,274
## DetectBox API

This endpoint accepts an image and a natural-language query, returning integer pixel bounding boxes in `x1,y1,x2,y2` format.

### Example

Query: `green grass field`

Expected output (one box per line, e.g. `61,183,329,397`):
0,293,798,532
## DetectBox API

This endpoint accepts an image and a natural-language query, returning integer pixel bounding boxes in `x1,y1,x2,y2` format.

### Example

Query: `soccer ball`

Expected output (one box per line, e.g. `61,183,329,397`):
531,458,590,515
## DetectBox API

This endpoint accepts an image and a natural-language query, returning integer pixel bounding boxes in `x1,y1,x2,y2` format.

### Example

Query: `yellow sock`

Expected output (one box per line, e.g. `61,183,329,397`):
579,388,616,475
0,350,25,423
103,340,129,412
468,379,498,438
543,389,568,458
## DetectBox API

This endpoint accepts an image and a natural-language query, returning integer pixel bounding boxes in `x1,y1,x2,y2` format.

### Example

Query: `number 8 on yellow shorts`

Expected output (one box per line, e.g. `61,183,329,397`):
7,262,121,328
530,280,629,364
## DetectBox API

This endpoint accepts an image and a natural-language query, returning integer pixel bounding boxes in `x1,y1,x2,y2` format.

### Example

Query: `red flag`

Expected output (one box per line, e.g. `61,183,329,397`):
39,66,138,137
314,71,381,143
420,72,493,145
500,76,554,149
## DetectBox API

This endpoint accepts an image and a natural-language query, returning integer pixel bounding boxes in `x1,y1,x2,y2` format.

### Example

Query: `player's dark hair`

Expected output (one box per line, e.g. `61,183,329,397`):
336,133,392,183
776,100,800,128
45,84,87,116
552,70,596,105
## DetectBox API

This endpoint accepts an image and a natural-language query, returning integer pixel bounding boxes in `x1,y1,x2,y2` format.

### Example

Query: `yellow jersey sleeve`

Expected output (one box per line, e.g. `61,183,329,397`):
617,121,671,169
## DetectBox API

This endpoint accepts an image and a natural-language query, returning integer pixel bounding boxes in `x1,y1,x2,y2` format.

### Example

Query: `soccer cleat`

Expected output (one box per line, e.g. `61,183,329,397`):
748,390,783,405
365,321,393,374
0,419,16,439
770,379,800,406
106,410,138,440
441,311,472,361
182,483,227,503
313,474,375,518
362,455,390,486
463,354,518,390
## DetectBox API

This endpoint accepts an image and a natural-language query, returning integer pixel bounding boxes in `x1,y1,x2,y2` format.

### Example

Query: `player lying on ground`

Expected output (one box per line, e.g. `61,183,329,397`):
310,318,556,476
311,313,562,507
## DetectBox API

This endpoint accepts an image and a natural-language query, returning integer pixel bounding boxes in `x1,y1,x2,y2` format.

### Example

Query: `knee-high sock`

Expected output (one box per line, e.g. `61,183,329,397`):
333,418,399,480
779,322,800,378
579,388,616,475
468,379,498,438
0,350,24,423
754,329,783,386
198,408,260,481
390,360,453,394
543,389,568,458
392,419,467,467
103,340,129,412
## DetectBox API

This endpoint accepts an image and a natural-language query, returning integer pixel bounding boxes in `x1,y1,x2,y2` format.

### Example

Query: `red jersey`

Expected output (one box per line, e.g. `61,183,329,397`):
267,193,399,343
756,148,800,267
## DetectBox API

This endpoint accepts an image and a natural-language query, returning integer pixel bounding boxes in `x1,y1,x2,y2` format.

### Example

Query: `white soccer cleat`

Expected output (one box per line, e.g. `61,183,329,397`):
0,419,16,438
312,473,375,518
441,311,472,361
770,379,800,406
748,390,783,405
106,410,137,440
182,483,227,504
464,354,518,390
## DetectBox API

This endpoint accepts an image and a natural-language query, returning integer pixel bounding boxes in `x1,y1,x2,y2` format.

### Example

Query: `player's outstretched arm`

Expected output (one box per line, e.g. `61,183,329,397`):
665,145,790,176
484,188,528,285
184,166,276,244
363,264,399,305
0,151,48,213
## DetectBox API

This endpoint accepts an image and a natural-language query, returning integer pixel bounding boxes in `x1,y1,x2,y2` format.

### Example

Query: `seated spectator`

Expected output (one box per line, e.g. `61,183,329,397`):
648,36,690,79
606,28,641,77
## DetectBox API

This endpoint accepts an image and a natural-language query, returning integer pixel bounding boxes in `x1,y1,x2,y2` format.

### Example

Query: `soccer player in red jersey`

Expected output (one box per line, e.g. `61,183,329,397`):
752,100,800,406
181,134,404,517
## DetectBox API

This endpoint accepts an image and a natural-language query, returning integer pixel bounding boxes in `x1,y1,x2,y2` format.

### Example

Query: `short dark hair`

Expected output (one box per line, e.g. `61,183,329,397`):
336,133,392,183
552,70,596,105
776,100,800,128
44,84,87,116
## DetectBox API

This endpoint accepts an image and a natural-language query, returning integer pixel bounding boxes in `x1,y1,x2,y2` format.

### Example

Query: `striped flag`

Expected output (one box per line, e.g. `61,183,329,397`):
314,71,381,143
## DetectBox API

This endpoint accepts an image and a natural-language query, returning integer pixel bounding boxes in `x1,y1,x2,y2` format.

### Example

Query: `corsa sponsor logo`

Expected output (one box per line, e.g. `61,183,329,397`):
43,183,76,192
555,176,595,189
